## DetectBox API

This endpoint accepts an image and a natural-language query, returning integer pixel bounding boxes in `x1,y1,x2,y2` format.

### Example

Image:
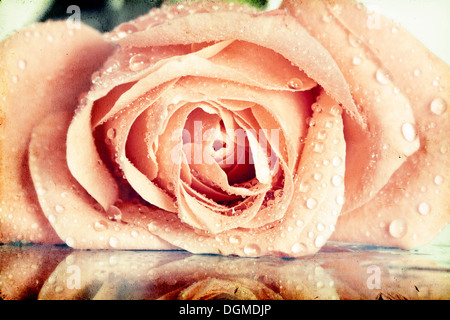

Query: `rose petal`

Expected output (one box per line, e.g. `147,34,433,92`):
29,112,176,250
0,21,113,244
282,0,420,213
121,90,346,257
318,0,449,248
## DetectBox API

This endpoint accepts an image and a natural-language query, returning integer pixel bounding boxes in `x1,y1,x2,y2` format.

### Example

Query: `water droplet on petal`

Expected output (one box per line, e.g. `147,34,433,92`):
94,220,108,231
229,235,242,245
299,181,309,193
106,128,117,140
147,222,158,232
36,187,47,196
287,78,303,90
243,243,261,256
332,156,342,167
129,53,150,72
336,195,345,205
313,142,324,153
306,198,317,209
430,97,447,115
316,223,325,231
109,236,119,248
66,237,75,247
391,27,399,34
55,205,65,213
18,60,27,70
291,242,306,254
389,219,407,238
352,56,362,65
348,33,360,47
413,68,421,77
401,123,416,142
48,214,56,224
417,202,430,215
314,235,326,247
331,175,343,186
12,75,18,83
375,69,390,85
434,175,444,185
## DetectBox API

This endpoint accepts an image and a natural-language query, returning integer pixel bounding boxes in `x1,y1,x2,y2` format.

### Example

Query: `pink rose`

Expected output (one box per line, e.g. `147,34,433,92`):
0,0,448,257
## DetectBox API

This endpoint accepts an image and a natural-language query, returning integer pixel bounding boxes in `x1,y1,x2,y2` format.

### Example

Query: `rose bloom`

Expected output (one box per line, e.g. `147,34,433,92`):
0,0,448,257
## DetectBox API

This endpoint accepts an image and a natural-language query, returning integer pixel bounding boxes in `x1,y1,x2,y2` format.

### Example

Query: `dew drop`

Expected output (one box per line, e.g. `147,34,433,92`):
429,97,447,115
48,214,56,224
330,105,342,116
147,222,158,232
336,195,344,205
316,223,325,231
352,56,362,65
229,235,242,245
314,235,326,247
243,243,261,256
417,202,430,215
55,205,65,213
313,142,324,153
116,23,138,38
94,220,108,231
287,78,303,90
106,128,117,140
348,33,360,47
375,69,390,85
296,219,304,227
331,175,343,186
317,130,327,140
65,237,75,247
434,175,444,185
291,242,306,254
298,181,310,193
391,27,399,34
413,68,421,77
129,54,151,72
389,219,407,238
12,75,18,83
109,236,119,248
18,60,27,70
36,187,47,196
401,123,416,142
306,198,317,209
332,156,342,167
313,172,323,181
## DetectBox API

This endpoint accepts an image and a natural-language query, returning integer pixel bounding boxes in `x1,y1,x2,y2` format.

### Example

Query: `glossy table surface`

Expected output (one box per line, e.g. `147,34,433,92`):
1,240,448,300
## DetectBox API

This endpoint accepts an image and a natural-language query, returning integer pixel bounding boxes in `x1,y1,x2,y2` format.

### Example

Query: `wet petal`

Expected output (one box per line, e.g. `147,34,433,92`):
0,21,113,244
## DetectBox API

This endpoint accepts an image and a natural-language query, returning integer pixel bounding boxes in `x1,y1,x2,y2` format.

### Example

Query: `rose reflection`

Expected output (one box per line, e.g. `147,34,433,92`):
0,244,448,300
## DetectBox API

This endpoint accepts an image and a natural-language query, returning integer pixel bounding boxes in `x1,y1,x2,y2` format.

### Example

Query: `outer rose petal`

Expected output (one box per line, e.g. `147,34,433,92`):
29,112,176,250
0,21,114,244
283,0,449,248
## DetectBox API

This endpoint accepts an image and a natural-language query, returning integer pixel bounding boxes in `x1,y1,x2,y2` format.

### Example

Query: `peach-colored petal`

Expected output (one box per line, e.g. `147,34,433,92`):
282,0,420,213
0,21,113,244
29,112,176,250
120,90,345,257
283,0,449,248
117,6,361,125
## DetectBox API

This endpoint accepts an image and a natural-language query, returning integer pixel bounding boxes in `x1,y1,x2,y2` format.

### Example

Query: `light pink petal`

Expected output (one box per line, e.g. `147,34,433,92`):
283,0,449,248
29,112,176,250
122,90,346,257
283,0,420,213
0,21,113,244
117,7,361,125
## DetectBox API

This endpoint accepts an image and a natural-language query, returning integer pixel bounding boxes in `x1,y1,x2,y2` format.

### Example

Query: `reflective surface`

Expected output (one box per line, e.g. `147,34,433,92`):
1,241,448,300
